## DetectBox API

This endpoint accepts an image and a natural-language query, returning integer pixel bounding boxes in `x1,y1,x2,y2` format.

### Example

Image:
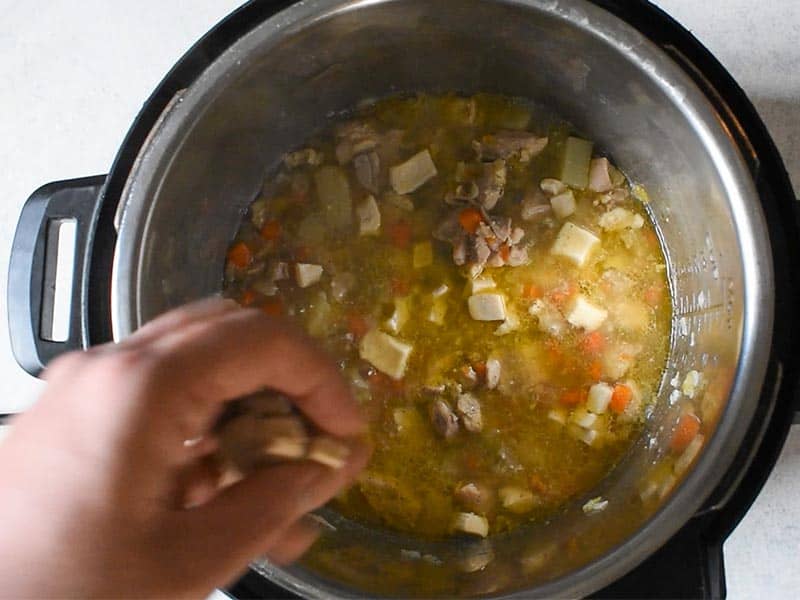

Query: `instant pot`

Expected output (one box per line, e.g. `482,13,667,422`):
8,1,799,597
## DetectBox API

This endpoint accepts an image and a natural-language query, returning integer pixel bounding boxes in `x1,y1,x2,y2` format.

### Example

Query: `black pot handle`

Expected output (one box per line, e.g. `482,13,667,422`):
8,175,107,377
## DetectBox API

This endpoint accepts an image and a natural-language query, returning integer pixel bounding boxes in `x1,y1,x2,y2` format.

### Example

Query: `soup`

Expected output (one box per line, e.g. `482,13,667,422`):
222,93,670,539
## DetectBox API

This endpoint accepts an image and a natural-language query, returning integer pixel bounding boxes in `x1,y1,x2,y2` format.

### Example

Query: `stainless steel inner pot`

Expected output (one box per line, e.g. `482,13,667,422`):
110,0,773,596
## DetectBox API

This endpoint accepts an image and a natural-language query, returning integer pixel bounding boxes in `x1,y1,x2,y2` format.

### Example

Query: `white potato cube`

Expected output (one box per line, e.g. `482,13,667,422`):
390,149,438,194
548,408,567,424
499,486,535,514
540,178,567,195
599,207,645,231
295,263,324,288
432,283,450,298
551,222,600,267
468,294,507,321
359,329,413,380
682,370,703,399
566,295,608,331
467,276,496,294
587,382,613,414
570,407,597,429
452,512,489,537
385,297,410,334
550,190,576,219
356,195,381,235
494,310,520,336
568,424,598,446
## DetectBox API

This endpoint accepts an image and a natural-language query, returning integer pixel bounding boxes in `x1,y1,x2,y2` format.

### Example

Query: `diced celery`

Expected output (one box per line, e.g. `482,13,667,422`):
314,166,352,230
558,136,593,189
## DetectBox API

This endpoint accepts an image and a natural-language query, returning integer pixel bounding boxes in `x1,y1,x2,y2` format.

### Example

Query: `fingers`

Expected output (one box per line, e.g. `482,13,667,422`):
120,297,239,349
261,518,320,566
146,308,365,437
186,439,369,563
174,455,221,509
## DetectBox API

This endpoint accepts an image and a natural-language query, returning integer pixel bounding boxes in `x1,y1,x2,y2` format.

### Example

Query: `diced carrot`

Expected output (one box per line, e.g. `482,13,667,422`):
670,413,701,453
580,331,605,355
588,361,603,381
609,384,632,413
522,283,542,299
261,298,284,317
499,244,511,262
529,473,549,495
548,282,576,306
472,361,487,378
559,389,585,406
387,220,413,249
226,241,253,269
644,284,663,307
240,289,256,306
260,219,281,241
347,313,369,340
458,207,484,233
391,277,411,296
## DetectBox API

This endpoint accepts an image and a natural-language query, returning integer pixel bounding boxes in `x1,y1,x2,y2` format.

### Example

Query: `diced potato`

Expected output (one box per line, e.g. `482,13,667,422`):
540,178,567,196
428,299,447,325
494,310,520,336
356,195,381,236
432,283,450,297
568,424,598,446
599,207,645,231
485,358,501,390
413,241,433,269
499,486,535,514
385,296,410,334
601,343,639,381
307,436,350,469
551,222,600,267
588,158,613,193
550,190,576,219
390,149,438,194
359,329,413,380
611,300,649,332
586,382,613,414
314,166,352,230
295,263,324,288
565,295,608,332
452,512,489,537
529,299,567,337
682,370,703,399
558,136,593,189
468,276,496,294
582,496,609,514
468,294,507,321
570,407,597,429
547,407,567,424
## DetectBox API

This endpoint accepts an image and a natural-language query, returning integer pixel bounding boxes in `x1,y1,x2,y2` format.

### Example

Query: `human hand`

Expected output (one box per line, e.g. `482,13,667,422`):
0,298,369,598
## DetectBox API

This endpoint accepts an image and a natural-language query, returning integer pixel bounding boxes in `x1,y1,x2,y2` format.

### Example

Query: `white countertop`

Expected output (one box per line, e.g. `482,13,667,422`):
0,1,797,597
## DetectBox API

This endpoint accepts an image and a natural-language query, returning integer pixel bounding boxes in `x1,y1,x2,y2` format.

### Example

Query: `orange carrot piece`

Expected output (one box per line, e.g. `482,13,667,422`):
670,413,701,453
588,361,603,381
581,331,605,355
609,384,632,414
522,283,542,299
261,298,284,317
499,244,511,262
347,313,369,340
387,220,412,249
472,361,487,378
240,290,256,306
559,389,585,406
644,284,663,306
458,207,484,233
226,241,253,269
260,219,281,241
529,473,549,495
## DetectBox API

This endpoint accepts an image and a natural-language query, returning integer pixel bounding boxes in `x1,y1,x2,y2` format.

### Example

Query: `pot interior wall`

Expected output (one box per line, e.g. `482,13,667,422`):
118,0,767,596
